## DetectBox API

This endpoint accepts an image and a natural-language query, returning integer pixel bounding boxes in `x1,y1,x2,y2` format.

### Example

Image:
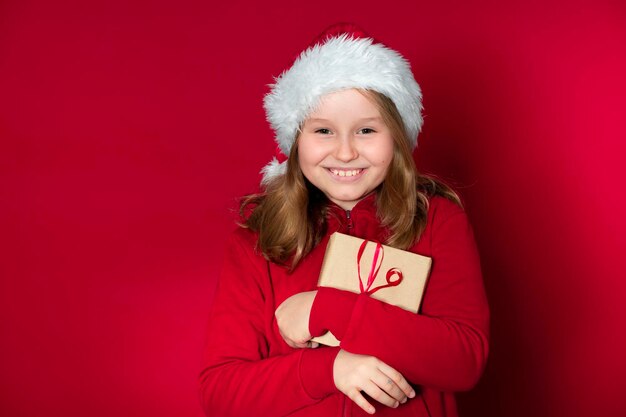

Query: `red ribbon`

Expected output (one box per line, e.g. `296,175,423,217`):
356,240,403,295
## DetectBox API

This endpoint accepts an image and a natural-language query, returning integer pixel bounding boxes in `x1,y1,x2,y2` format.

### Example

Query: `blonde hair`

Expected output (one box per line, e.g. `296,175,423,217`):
241,90,460,270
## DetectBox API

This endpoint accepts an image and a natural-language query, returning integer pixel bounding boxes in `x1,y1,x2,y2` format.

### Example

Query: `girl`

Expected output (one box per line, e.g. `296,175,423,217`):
199,24,489,417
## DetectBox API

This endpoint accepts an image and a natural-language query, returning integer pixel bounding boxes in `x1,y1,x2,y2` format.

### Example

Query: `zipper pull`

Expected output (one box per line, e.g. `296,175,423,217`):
346,210,353,233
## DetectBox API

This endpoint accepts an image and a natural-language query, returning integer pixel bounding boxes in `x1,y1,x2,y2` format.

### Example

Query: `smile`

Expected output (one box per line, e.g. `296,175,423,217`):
328,168,363,177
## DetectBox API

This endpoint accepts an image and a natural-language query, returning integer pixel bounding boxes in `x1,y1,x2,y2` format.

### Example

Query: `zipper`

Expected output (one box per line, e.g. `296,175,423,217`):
345,210,353,234
343,211,352,417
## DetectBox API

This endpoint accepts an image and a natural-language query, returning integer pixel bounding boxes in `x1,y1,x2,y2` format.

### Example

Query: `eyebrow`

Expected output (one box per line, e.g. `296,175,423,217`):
306,116,383,123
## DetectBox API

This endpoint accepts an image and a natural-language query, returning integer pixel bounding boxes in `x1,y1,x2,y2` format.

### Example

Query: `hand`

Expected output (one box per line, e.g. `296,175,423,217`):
275,291,318,349
333,349,416,414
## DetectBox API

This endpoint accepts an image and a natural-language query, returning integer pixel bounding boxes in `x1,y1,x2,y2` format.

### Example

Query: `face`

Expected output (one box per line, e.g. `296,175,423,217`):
297,89,394,210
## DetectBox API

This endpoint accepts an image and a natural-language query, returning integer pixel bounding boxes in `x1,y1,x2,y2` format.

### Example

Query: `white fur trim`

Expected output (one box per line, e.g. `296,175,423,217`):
263,34,423,157
260,157,287,185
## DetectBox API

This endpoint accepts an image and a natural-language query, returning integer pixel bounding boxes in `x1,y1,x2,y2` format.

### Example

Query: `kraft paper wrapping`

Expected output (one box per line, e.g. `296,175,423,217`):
311,232,432,347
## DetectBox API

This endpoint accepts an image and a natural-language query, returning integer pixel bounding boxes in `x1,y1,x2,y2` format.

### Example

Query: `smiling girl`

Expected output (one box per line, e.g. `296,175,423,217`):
199,24,489,417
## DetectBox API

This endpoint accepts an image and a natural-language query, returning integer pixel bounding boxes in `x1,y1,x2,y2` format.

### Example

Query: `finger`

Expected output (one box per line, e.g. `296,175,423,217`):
285,339,317,349
377,362,416,399
362,379,399,409
347,388,376,415
278,330,296,348
278,330,310,349
370,372,407,404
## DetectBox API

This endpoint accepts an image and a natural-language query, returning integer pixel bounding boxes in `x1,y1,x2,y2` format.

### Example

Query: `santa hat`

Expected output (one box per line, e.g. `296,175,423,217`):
261,23,423,184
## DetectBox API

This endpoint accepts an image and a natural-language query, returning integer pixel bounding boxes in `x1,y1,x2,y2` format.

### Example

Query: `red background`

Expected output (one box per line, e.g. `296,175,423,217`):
1,1,625,416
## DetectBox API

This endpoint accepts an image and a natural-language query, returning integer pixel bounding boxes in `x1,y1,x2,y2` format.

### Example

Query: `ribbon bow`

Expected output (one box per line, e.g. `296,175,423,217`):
356,240,403,295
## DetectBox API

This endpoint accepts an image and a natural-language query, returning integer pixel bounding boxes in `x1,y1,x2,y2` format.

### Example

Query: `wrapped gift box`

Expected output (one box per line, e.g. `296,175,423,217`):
311,232,432,346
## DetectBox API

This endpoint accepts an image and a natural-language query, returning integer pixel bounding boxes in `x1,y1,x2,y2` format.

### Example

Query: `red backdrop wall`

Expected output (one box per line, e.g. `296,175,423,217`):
1,1,625,416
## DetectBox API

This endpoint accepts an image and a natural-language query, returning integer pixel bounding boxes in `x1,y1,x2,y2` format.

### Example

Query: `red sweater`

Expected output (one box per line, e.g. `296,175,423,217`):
199,195,489,417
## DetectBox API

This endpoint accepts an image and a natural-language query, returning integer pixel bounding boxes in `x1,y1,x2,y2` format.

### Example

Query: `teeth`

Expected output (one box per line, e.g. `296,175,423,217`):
330,169,361,177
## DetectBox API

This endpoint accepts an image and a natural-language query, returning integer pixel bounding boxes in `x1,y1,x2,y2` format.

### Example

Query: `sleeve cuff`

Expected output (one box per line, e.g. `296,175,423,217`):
309,287,359,340
299,346,341,399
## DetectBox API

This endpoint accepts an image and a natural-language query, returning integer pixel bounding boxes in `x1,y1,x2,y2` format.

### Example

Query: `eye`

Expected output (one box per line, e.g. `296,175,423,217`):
358,128,376,134
315,128,332,135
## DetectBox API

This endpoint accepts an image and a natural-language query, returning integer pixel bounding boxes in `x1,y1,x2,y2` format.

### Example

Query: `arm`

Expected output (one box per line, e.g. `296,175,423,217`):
309,205,490,392
199,230,340,417
276,291,416,414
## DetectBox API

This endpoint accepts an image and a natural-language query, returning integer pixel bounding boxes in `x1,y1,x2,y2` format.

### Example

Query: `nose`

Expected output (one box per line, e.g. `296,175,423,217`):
334,135,359,162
